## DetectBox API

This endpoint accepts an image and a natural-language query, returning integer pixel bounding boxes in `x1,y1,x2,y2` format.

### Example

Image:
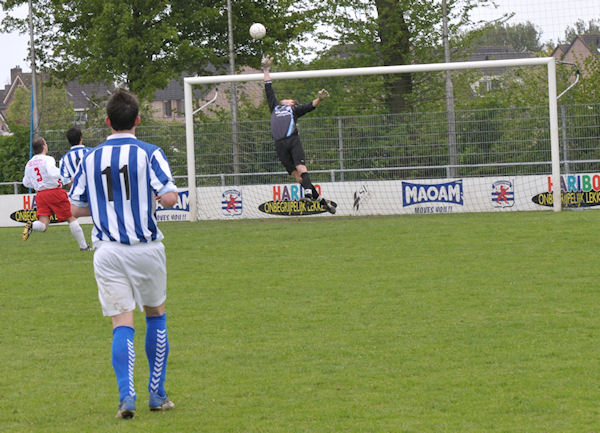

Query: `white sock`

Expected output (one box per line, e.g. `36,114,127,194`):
32,221,47,232
69,220,88,249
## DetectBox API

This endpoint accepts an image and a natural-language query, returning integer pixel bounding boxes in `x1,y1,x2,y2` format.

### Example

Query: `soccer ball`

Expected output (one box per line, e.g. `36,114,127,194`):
249,23,266,40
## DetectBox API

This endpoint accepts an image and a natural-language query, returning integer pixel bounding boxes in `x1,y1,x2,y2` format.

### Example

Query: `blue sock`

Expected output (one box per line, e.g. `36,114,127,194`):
112,326,136,403
146,314,169,396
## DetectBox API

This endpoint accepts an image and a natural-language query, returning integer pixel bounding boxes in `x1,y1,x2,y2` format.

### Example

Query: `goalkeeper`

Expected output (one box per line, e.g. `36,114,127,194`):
262,55,336,214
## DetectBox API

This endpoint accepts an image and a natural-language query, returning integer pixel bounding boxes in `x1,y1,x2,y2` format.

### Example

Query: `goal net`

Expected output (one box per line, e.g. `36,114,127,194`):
183,58,561,221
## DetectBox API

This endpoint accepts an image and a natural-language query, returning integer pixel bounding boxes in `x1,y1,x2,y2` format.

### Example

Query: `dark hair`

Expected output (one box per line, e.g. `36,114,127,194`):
32,136,46,155
280,99,299,106
106,88,139,131
66,127,82,146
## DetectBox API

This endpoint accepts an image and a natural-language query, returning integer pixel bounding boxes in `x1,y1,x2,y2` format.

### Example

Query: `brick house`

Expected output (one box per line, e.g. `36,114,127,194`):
552,33,600,76
0,67,30,134
151,66,262,121
0,66,113,132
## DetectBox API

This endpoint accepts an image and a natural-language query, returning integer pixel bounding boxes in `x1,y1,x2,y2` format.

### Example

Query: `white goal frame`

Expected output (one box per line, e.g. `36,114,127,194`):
184,57,561,221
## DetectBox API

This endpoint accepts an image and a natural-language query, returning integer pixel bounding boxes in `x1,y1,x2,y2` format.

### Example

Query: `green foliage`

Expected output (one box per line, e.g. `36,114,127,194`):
470,21,543,52
2,83,77,175
4,86,30,127
2,212,600,432
5,83,75,130
38,82,77,129
0,0,493,113
0,122,30,192
281,55,389,117
557,55,600,105
301,0,496,113
561,19,600,44
312,0,486,64
0,0,322,101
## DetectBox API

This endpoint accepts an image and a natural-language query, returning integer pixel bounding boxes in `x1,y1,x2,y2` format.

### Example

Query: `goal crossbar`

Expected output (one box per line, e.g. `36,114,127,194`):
184,57,560,220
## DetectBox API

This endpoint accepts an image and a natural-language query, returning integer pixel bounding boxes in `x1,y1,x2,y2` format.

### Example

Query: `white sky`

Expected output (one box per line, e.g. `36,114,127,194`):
1,0,599,86
0,3,29,85
470,0,600,44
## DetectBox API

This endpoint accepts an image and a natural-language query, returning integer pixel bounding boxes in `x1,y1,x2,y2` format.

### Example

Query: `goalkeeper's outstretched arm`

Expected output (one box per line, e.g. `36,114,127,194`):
262,55,277,112
312,89,330,108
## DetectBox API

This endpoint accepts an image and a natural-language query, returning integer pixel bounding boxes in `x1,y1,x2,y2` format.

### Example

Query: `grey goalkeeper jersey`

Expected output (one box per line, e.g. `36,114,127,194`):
264,81,315,141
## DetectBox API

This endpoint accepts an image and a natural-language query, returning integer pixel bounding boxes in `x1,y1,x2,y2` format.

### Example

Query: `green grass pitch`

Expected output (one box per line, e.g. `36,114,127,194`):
1,211,599,432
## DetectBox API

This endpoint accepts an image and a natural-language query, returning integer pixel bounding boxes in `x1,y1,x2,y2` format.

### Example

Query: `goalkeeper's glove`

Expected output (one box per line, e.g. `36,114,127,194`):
317,89,330,101
261,55,273,70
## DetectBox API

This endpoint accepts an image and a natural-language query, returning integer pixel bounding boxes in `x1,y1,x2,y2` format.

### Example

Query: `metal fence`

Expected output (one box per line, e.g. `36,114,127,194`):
28,102,600,191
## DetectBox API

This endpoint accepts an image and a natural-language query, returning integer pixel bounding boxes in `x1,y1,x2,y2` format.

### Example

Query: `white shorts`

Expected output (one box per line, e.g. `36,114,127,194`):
93,240,167,316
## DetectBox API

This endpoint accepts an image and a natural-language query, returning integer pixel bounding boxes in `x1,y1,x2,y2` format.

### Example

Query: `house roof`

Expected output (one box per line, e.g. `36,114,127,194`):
65,81,114,110
551,44,570,58
460,46,534,75
152,75,201,101
152,66,261,102
0,64,259,125
466,46,534,62
2,70,28,106
579,33,600,56
558,33,600,60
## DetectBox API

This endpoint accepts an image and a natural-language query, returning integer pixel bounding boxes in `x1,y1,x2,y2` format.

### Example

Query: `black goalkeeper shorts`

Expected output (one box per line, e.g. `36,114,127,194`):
275,135,306,174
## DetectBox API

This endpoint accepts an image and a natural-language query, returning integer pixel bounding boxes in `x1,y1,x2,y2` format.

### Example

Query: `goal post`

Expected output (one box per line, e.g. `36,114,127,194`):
184,57,561,221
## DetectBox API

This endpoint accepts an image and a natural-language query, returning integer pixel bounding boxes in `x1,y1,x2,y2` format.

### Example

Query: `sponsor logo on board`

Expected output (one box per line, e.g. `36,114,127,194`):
533,174,600,208
352,184,372,215
491,180,514,207
258,184,334,216
222,189,243,216
402,180,463,206
8,194,58,224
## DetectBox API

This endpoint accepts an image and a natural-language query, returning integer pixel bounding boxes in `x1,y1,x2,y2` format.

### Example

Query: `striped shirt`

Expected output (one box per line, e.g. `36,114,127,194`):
59,144,91,185
69,133,177,245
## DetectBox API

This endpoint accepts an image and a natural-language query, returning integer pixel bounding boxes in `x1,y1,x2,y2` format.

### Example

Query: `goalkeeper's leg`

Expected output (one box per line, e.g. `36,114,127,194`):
296,168,336,213
298,170,319,201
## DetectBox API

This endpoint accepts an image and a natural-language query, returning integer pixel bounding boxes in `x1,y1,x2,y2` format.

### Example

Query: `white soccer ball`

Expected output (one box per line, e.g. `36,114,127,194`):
249,23,266,40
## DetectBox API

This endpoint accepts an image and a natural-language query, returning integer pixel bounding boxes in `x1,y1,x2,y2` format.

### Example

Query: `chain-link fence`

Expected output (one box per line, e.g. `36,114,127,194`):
28,102,600,191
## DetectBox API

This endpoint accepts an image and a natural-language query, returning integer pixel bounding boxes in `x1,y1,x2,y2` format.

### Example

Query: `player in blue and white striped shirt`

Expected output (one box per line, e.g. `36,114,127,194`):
70,89,178,419
59,127,90,188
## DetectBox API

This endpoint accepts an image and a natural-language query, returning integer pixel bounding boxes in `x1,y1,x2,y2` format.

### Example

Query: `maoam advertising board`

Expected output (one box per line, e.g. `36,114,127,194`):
0,189,190,228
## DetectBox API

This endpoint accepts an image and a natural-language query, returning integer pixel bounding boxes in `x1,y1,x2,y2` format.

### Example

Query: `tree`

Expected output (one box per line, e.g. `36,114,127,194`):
471,21,543,53
0,0,322,101
372,0,414,113
3,84,77,184
4,86,30,127
0,123,29,193
561,19,600,44
282,0,494,114
555,55,600,105
5,84,75,130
